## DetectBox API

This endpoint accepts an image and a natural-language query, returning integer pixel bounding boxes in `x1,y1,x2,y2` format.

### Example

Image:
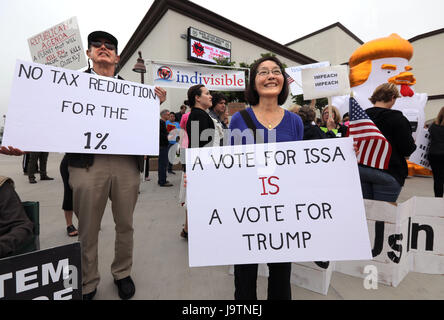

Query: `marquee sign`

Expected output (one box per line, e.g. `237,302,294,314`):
187,27,232,65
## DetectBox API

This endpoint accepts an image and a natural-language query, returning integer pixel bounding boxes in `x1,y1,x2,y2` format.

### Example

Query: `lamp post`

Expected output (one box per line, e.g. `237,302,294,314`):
132,51,146,84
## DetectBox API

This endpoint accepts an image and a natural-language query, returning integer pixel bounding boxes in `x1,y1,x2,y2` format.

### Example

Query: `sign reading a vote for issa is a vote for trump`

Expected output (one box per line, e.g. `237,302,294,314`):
2,60,161,156
186,138,372,267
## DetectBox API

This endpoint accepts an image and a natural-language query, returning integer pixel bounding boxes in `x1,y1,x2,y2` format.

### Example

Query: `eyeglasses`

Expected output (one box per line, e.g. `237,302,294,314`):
256,69,283,77
90,41,116,51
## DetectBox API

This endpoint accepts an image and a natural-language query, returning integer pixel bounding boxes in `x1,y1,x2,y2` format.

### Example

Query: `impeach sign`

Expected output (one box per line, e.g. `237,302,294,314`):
301,65,350,99
2,60,160,155
186,138,372,267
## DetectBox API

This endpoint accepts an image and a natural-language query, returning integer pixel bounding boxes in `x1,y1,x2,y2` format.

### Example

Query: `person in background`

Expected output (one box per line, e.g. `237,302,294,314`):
27,152,54,184
428,106,444,197
288,104,301,114
0,176,34,259
298,105,336,140
178,108,191,239
342,112,350,127
358,83,416,202
229,56,303,300
59,155,78,237
165,112,180,174
66,30,166,300
208,92,228,145
320,105,348,138
158,109,173,187
175,104,187,123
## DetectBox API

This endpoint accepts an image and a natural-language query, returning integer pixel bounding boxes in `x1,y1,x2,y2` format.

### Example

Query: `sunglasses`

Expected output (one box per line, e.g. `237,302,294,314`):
90,40,116,51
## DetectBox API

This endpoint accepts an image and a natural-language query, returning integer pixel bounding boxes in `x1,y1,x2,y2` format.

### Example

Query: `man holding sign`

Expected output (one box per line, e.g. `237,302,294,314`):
66,31,166,300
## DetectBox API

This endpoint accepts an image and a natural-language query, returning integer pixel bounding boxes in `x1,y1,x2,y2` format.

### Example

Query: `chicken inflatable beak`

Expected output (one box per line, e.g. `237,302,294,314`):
388,71,416,97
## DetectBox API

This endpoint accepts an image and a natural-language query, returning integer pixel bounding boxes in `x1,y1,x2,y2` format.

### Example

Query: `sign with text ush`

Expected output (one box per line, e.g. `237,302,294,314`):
187,27,231,64
28,17,87,70
2,60,160,155
186,138,372,267
0,243,81,300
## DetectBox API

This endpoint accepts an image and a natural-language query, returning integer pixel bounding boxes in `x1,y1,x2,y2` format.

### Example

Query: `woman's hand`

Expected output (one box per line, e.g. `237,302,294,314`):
326,118,336,132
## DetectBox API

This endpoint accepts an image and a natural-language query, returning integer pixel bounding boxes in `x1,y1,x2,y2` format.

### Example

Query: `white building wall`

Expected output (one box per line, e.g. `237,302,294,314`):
287,26,361,66
120,10,303,112
410,34,444,120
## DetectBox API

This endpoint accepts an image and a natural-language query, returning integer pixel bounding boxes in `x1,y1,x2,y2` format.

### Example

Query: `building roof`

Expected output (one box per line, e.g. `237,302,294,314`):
285,22,364,46
409,27,444,42
118,0,317,69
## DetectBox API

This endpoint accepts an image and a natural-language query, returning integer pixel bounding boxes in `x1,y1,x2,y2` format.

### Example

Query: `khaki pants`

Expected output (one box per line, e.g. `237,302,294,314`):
69,155,140,294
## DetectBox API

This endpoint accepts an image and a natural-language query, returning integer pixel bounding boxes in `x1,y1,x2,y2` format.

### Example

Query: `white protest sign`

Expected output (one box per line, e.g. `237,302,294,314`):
186,138,372,267
301,65,350,100
2,60,160,155
28,17,87,70
152,63,245,91
285,61,330,96
408,128,431,170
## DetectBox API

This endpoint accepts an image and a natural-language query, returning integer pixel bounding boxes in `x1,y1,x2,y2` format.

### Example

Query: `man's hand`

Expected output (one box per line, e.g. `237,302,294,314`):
155,87,167,105
0,146,25,156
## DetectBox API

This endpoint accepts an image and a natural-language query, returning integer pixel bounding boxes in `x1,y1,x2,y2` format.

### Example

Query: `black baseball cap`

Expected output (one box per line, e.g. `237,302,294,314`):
87,31,118,51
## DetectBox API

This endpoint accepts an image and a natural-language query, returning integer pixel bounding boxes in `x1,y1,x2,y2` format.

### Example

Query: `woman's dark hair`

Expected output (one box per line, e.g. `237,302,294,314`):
436,106,444,126
245,56,289,106
369,83,401,104
298,106,316,124
210,92,227,109
187,84,205,108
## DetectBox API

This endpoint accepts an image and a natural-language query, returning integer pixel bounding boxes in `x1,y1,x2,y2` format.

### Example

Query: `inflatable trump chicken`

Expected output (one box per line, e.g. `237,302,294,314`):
332,33,430,175
332,33,427,140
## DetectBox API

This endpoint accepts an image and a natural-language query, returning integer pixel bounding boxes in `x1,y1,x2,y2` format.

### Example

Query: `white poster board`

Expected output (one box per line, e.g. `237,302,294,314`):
2,60,160,155
186,138,372,267
285,61,330,96
28,17,87,70
408,128,431,170
301,65,350,100
152,63,245,91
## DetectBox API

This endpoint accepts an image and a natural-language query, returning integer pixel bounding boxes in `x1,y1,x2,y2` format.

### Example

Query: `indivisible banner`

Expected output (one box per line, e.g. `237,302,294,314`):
0,243,81,300
302,65,350,100
285,61,330,96
186,138,372,267
409,128,431,170
28,17,87,70
2,60,160,155
152,63,245,91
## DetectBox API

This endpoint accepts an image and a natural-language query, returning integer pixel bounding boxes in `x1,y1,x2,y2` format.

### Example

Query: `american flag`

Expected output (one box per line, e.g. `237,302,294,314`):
348,97,392,170
286,73,295,85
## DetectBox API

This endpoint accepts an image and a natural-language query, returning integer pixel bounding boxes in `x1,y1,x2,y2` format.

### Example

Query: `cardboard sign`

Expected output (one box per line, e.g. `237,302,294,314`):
408,128,431,170
2,60,160,155
285,61,330,96
186,138,372,267
0,243,81,300
28,17,87,70
152,63,245,91
302,65,350,99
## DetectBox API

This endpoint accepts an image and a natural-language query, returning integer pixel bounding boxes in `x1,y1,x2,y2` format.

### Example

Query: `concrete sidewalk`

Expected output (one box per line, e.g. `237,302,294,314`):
1,152,443,300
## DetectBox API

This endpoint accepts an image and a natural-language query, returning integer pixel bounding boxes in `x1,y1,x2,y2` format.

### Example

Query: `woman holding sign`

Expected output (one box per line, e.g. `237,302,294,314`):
229,56,303,300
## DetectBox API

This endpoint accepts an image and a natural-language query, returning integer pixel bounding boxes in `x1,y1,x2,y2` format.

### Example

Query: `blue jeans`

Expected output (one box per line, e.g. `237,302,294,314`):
358,165,401,202
158,146,169,185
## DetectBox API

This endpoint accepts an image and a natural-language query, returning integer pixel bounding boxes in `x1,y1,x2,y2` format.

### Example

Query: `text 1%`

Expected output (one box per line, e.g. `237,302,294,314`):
84,132,109,150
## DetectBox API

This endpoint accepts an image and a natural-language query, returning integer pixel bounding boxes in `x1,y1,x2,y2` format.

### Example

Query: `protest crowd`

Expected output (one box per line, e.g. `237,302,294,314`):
1,29,443,301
